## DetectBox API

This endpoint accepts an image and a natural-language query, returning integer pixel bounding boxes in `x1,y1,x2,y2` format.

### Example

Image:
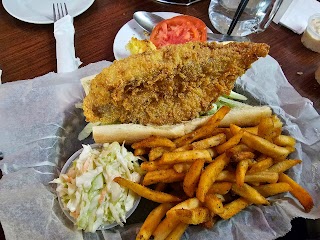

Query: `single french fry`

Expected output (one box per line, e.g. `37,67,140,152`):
196,153,230,202
165,222,189,240
173,163,191,173
183,159,205,197
231,183,269,205
167,207,211,225
152,216,180,240
141,161,173,172
279,173,314,212
134,148,149,156
159,149,212,165
236,159,250,187
271,115,283,137
142,169,185,186
253,183,292,197
149,147,170,161
245,171,279,184
247,157,273,174
207,182,233,195
273,135,296,147
136,203,175,240
174,106,230,147
167,197,201,215
242,131,290,159
258,116,275,142
218,197,251,220
191,133,226,150
216,131,244,154
113,177,181,203
132,136,176,149
205,193,224,214
267,159,302,173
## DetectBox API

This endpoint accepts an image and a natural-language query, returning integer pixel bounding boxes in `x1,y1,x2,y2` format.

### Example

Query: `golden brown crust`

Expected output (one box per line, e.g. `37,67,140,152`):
83,41,269,125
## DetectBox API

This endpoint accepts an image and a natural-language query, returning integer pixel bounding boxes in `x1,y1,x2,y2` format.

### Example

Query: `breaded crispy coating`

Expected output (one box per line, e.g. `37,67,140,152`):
83,41,269,125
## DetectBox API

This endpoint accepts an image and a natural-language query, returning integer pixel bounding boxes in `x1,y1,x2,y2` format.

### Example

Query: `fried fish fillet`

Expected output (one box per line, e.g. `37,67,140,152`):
83,41,269,125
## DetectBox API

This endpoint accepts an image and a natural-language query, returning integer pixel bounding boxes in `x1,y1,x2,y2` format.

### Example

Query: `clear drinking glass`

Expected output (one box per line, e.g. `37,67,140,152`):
154,0,202,6
208,0,283,36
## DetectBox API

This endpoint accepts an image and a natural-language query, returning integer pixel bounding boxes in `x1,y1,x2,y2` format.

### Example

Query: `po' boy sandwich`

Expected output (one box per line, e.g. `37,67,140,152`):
80,41,271,144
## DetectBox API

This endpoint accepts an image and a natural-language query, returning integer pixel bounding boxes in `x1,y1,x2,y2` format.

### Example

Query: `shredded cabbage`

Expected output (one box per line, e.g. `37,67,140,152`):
51,143,141,232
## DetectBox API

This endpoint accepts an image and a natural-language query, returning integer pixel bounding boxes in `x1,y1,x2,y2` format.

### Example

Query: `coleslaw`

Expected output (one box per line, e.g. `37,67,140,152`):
51,143,142,232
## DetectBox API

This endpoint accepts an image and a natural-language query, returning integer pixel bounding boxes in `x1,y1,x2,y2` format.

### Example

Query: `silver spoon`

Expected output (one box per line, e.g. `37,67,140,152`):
133,11,250,42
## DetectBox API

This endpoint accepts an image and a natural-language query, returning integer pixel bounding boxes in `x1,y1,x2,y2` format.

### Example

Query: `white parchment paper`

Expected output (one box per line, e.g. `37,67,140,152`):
0,56,319,240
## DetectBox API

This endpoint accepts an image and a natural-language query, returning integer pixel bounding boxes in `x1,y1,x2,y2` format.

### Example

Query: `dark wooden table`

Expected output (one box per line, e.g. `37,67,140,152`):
0,0,319,239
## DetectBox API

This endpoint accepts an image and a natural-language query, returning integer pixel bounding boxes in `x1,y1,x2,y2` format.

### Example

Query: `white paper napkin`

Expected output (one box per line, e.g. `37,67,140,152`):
54,15,82,73
274,0,320,34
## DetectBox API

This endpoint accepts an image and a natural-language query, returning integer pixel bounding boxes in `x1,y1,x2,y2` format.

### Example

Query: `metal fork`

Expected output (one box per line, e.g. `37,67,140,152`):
53,3,69,22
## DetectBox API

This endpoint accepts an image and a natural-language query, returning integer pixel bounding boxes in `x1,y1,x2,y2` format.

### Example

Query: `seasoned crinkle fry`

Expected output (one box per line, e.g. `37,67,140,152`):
127,111,313,239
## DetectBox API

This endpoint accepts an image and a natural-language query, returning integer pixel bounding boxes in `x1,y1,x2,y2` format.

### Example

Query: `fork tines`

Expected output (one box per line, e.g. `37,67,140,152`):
53,3,69,22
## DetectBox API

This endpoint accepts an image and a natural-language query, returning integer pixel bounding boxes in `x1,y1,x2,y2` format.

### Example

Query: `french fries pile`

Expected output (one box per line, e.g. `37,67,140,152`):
113,106,314,240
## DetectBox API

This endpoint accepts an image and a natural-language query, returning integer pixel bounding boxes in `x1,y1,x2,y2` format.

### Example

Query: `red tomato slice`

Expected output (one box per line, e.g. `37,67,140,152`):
150,15,208,48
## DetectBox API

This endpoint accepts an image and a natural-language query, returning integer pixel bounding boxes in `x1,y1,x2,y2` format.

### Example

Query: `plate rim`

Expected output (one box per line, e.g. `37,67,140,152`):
2,0,95,24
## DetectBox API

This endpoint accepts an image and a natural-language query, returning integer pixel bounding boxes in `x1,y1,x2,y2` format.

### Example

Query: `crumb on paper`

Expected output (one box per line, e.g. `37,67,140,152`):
297,71,303,75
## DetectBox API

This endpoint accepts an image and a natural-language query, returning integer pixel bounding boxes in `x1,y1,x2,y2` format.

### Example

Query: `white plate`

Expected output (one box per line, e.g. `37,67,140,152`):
113,12,214,60
113,12,180,60
2,0,95,24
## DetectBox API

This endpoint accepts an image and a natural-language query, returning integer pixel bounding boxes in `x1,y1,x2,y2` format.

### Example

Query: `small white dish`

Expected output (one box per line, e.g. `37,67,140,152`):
2,0,95,24
113,12,180,60
57,144,141,231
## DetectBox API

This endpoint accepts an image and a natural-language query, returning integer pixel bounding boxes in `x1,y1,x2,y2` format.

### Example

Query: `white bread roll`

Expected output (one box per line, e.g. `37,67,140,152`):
93,105,272,144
